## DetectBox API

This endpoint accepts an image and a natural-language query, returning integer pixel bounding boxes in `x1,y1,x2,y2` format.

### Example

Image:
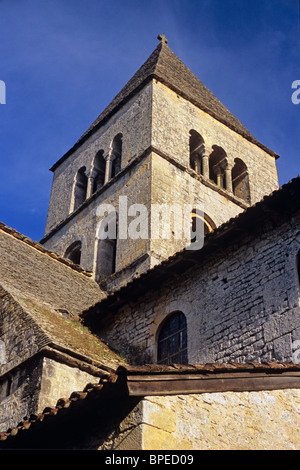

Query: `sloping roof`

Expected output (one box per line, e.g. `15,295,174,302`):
0,286,124,375
50,39,278,172
0,222,124,373
83,175,300,319
1,362,300,448
0,222,105,316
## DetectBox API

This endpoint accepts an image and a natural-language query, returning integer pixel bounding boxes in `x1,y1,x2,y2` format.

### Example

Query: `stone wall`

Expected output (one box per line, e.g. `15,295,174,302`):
122,390,300,450
0,356,43,432
0,354,100,432
42,147,249,291
42,155,153,282
38,356,99,413
99,212,300,365
0,288,48,377
44,83,153,235
152,80,279,205
42,78,279,292
148,151,245,264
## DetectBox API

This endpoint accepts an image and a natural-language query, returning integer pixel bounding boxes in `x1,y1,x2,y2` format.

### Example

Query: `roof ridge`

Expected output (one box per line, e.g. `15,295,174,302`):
50,42,163,171
0,222,93,278
50,39,278,172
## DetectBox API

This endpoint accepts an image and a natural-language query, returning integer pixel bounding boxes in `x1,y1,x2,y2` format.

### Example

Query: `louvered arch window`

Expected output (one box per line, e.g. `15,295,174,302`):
157,311,188,365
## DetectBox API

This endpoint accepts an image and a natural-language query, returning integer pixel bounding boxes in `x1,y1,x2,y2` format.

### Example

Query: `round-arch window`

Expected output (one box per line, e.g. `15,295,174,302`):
64,241,82,265
157,311,188,365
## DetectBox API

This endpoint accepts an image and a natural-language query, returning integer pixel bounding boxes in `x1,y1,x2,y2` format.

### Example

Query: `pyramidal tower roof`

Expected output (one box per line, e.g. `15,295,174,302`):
51,36,277,171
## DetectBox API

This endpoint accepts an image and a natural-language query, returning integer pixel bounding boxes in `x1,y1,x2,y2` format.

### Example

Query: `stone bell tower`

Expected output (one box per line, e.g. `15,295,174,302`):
41,35,279,291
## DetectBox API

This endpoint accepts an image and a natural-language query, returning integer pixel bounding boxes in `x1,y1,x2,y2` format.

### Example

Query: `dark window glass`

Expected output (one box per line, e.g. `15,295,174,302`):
157,311,188,365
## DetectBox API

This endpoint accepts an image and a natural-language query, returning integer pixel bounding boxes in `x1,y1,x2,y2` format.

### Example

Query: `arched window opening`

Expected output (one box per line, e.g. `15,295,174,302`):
92,151,106,193
232,158,250,203
111,134,122,179
209,146,227,188
189,130,204,174
73,167,88,211
95,238,117,282
157,311,188,365
65,241,82,265
95,212,117,282
190,210,216,242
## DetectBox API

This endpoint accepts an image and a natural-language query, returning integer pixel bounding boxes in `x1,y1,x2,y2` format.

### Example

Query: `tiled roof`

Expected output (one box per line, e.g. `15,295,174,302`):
0,372,119,443
50,40,278,172
0,286,125,379
1,362,299,445
118,361,300,375
0,222,125,374
0,221,105,316
0,222,92,277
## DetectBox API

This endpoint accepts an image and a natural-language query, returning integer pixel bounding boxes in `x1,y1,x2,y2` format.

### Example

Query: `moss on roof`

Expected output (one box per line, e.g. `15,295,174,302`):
19,296,125,369
0,224,125,373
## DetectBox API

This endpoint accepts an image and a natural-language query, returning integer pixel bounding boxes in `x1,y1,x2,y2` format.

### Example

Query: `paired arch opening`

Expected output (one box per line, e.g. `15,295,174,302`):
70,134,123,213
189,131,250,203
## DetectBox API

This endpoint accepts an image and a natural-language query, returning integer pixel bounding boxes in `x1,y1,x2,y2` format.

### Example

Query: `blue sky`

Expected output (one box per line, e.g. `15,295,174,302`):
0,0,299,241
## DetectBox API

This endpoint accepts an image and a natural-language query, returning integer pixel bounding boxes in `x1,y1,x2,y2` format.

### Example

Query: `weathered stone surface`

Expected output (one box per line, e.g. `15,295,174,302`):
100,213,300,365
42,77,278,293
139,390,300,450
38,357,99,415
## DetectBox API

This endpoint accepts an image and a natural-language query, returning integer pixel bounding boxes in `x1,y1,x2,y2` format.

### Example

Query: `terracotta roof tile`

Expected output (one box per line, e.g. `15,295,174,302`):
118,362,300,375
1,361,299,443
0,221,92,277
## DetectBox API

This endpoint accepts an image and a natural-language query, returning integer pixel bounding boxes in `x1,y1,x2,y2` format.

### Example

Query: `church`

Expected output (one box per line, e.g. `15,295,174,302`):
0,35,300,450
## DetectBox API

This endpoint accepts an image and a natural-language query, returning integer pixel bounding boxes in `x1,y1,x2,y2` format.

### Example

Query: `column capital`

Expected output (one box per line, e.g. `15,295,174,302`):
225,162,234,171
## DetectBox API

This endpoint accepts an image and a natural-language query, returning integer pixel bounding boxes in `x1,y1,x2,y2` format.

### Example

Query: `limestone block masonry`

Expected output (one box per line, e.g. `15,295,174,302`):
44,83,153,235
152,81,279,205
113,391,300,450
42,75,279,291
99,212,300,365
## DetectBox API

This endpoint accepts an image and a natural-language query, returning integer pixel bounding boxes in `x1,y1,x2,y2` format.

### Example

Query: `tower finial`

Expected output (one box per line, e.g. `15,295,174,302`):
157,34,168,45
